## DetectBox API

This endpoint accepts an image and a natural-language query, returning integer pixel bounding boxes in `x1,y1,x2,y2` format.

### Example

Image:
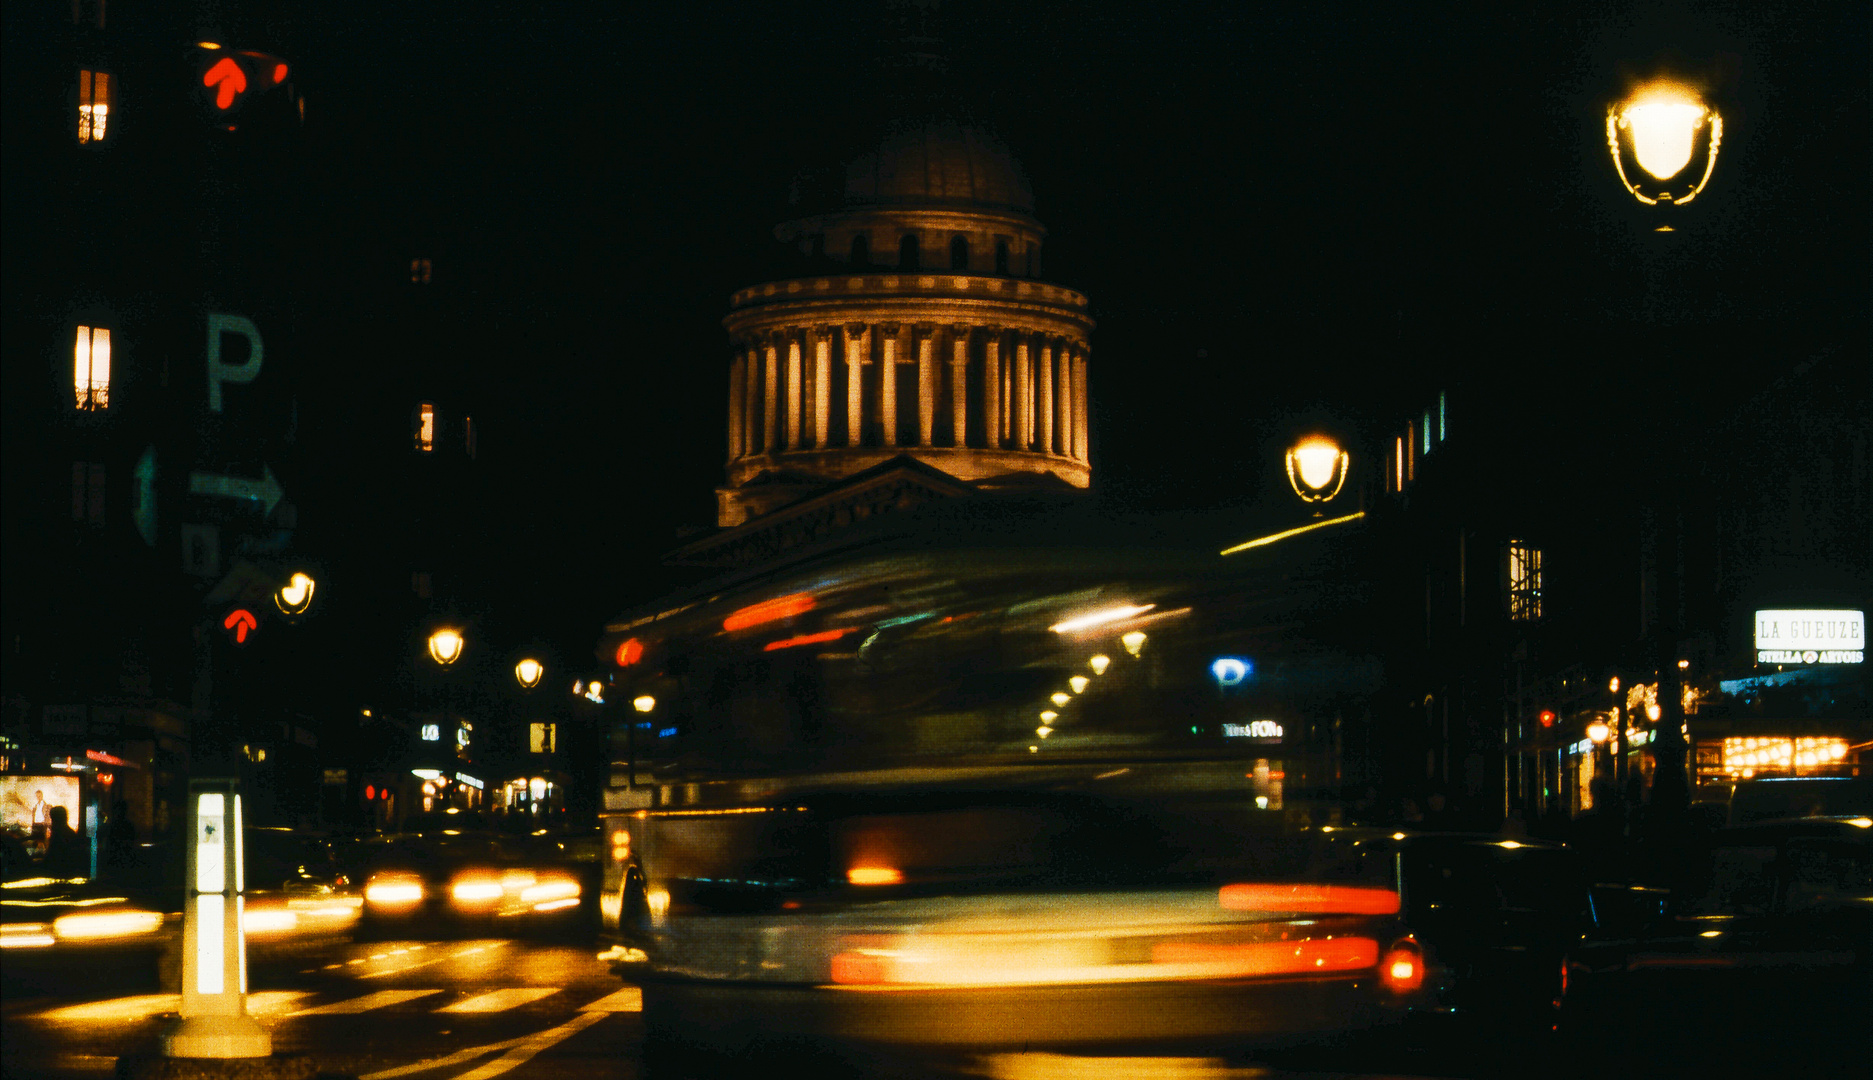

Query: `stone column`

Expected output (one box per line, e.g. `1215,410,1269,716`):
763,340,780,454
845,324,868,448
917,328,936,446
1038,338,1055,455
813,330,832,449
1074,352,1089,462
785,335,803,450
1063,342,1078,456
880,325,899,448
949,326,969,447
743,346,761,456
983,331,1002,449
728,353,746,460
1014,334,1032,450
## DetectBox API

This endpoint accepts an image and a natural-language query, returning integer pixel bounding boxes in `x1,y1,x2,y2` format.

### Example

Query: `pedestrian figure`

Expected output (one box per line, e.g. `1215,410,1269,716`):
40,805,89,878
103,799,139,875
29,790,52,854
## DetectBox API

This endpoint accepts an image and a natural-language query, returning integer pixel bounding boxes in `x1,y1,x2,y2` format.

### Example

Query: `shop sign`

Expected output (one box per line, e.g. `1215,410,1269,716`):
1223,720,1283,739
1754,608,1864,665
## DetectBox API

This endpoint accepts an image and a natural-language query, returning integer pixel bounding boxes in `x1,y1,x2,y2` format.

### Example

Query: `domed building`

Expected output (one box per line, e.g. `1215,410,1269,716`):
685,119,1094,564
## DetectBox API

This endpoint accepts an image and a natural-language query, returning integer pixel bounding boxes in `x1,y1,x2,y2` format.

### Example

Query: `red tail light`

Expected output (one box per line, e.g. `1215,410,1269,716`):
1380,938,1424,993
1218,883,1402,915
1151,936,1379,975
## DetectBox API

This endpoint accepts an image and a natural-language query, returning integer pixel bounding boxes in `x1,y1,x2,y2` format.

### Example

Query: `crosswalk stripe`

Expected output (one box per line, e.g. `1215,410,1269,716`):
33,990,311,1022
580,986,643,1012
438,988,561,1013
287,989,442,1016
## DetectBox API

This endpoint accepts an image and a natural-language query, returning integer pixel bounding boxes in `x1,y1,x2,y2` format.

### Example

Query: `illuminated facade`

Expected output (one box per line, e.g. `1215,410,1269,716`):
714,121,1094,529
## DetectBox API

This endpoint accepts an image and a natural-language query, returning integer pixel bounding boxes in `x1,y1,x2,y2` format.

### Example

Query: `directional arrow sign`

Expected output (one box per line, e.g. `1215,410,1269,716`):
189,465,284,517
203,56,248,110
223,608,258,644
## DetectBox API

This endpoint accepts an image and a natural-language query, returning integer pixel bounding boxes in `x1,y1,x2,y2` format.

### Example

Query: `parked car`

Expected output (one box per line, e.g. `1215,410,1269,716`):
1558,816,1873,1075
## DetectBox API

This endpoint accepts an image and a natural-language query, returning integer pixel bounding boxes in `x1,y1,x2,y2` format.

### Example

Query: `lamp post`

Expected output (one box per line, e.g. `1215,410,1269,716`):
423,628,464,816
514,657,543,689
1587,718,1613,810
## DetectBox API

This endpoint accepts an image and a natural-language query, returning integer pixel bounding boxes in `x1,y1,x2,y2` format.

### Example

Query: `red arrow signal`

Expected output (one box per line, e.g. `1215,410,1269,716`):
224,607,258,644
203,56,247,109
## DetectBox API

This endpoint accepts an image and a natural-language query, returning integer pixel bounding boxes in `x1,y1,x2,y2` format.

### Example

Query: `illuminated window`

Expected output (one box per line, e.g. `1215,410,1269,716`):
898,233,920,270
463,416,476,458
950,234,969,271
77,69,112,143
414,402,435,452
1507,540,1542,621
73,325,110,410
850,234,869,266
410,258,432,284
70,462,105,525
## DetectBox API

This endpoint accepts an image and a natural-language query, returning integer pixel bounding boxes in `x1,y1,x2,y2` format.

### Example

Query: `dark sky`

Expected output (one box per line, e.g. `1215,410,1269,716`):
277,0,1867,649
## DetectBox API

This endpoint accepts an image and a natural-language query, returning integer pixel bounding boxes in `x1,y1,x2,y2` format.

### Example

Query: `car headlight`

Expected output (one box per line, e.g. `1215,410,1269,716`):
364,877,424,905
521,876,581,908
451,878,504,904
2,922,56,948
51,909,164,941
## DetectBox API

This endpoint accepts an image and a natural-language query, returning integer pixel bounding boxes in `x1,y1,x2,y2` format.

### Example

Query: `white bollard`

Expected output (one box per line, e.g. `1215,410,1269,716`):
161,779,271,1058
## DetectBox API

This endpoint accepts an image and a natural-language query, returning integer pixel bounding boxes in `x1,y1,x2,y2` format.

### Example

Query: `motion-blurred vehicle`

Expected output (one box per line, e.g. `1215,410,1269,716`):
1558,815,1873,1075
588,500,1590,1073
241,826,362,939
2,830,170,960
357,831,586,936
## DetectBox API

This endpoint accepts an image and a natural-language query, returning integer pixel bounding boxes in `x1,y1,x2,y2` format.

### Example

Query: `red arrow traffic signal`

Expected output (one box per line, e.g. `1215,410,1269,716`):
224,607,258,644
203,56,247,110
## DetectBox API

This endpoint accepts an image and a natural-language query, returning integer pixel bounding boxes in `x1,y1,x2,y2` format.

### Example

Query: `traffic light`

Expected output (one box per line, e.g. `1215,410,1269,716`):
1537,709,1557,728
195,44,299,132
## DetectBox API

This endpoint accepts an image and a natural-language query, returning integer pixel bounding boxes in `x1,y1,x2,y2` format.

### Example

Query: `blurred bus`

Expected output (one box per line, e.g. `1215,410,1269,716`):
593,499,1437,1069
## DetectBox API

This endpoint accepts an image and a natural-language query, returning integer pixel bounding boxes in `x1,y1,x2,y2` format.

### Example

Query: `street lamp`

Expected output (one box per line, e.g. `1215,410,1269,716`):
514,657,543,689
274,571,315,616
427,628,464,666
1606,81,1723,210
1285,436,1349,505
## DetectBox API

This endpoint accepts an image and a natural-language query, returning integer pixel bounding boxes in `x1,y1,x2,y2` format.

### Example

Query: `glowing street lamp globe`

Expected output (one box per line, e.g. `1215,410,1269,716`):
514,658,544,689
1607,82,1723,208
275,572,315,615
1587,720,1612,744
1286,437,1349,504
427,628,464,666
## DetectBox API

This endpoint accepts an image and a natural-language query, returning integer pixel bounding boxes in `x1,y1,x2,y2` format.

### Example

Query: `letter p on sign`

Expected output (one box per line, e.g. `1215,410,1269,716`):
206,313,264,413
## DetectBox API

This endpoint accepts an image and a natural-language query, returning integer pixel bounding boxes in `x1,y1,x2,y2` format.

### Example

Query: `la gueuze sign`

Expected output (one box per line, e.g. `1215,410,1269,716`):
1754,609,1864,665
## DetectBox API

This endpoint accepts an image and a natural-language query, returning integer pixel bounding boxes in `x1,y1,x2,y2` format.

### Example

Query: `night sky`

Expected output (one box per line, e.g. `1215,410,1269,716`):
272,0,1867,653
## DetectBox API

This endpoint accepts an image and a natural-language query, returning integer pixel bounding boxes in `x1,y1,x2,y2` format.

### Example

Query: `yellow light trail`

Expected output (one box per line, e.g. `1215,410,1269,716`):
1219,511,1365,556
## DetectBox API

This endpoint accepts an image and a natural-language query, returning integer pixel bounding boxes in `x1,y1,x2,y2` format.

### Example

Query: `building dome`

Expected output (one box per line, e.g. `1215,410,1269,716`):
713,117,1092,537
842,120,1035,214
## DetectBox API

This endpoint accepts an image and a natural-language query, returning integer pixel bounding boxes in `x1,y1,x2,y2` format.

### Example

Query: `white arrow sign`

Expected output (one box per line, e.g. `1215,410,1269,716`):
188,465,284,517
